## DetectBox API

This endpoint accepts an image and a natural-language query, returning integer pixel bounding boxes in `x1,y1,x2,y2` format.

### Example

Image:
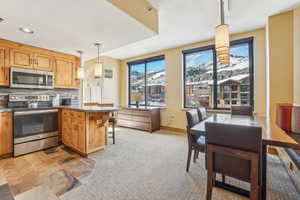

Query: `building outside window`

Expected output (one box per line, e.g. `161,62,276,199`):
128,55,166,107
183,37,254,109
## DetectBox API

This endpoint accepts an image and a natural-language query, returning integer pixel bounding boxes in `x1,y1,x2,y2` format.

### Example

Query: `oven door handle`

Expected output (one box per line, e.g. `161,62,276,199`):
14,109,59,116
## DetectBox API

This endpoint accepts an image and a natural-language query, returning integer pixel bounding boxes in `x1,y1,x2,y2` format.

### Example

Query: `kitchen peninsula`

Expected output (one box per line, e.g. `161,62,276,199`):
60,105,120,156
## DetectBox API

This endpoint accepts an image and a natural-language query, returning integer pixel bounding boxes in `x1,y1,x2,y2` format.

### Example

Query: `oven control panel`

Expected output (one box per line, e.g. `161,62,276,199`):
9,94,50,102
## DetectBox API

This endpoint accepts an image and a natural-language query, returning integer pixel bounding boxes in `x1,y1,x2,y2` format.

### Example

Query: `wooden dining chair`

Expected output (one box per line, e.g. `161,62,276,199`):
231,105,253,116
205,122,262,200
186,109,206,172
84,102,116,144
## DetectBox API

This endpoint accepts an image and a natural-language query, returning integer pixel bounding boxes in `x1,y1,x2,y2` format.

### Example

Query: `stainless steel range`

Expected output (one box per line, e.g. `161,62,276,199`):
9,94,59,157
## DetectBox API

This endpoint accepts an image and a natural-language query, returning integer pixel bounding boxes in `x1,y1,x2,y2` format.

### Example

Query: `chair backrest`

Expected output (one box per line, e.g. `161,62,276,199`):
205,122,262,182
186,109,200,128
231,105,253,116
197,107,207,121
292,106,300,134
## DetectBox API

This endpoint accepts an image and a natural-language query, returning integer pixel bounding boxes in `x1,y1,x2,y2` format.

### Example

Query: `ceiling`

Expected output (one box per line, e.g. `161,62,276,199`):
0,0,155,60
104,0,300,59
1,0,300,61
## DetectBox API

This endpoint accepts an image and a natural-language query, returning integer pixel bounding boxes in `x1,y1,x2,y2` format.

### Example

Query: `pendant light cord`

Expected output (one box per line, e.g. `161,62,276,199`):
97,44,100,64
220,0,225,25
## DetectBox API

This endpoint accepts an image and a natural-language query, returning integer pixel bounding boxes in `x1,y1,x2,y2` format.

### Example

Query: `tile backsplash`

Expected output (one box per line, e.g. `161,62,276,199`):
0,87,80,106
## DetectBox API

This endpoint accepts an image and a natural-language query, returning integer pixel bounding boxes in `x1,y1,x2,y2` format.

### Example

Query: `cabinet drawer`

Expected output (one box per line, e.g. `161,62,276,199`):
62,110,70,117
130,115,151,123
117,113,150,123
117,119,151,131
119,109,151,117
130,110,151,117
75,111,85,120
117,113,131,120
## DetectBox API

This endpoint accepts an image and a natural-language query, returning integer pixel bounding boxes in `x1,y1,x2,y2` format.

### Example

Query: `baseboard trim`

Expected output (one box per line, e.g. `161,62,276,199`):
160,126,186,134
0,153,12,160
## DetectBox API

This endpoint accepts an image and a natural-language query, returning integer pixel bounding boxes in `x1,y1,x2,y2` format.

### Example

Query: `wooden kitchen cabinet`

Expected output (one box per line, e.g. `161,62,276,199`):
0,112,13,157
61,109,108,156
34,51,53,71
54,57,79,89
10,48,34,69
0,38,80,89
0,45,10,86
10,47,53,71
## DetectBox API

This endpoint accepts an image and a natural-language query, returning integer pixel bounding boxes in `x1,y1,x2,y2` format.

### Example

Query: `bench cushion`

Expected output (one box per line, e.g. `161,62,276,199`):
292,106,300,134
285,132,300,169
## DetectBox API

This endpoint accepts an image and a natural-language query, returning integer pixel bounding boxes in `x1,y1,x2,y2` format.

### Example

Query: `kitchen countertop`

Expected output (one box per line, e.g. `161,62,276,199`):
60,105,121,112
0,107,12,113
0,105,121,113
123,106,165,110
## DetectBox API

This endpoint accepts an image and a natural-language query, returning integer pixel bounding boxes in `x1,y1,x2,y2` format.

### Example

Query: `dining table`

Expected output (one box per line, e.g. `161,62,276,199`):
190,113,300,200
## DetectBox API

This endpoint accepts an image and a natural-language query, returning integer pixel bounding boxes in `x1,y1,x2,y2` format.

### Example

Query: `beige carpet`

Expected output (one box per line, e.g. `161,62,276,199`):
60,128,300,200
1,127,299,200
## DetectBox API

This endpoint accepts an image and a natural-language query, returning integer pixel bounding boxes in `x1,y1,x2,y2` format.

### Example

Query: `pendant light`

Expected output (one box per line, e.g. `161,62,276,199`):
94,43,103,78
215,0,230,67
77,50,84,79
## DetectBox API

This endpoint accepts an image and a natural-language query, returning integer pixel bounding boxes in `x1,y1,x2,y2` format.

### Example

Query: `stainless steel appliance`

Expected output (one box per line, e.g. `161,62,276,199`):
60,98,71,106
10,67,54,89
9,94,59,157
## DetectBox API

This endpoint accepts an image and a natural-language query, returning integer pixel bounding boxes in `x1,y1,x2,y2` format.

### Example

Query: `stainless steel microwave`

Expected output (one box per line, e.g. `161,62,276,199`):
10,67,54,89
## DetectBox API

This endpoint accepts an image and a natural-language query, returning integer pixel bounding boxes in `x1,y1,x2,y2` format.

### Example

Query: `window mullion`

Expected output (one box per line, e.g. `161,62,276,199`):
144,62,147,106
213,48,218,109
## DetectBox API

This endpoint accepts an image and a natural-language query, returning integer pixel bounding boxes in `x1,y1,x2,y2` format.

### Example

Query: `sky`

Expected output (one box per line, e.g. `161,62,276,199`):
130,44,248,73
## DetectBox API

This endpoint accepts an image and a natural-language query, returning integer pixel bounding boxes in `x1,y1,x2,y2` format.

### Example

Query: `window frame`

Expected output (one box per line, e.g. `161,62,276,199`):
128,55,166,107
182,37,254,110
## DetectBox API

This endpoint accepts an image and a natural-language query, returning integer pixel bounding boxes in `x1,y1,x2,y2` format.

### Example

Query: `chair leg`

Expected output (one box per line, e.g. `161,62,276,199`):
206,171,214,200
186,148,192,172
250,185,260,200
112,121,115,144
193,150,197,163
222,174,225,183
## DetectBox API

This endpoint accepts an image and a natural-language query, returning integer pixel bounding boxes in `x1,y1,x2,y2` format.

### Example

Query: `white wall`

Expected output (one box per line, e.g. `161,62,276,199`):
83,56,120,106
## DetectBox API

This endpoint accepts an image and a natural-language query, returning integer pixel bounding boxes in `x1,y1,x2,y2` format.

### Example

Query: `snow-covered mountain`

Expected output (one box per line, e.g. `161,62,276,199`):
130,55,249,89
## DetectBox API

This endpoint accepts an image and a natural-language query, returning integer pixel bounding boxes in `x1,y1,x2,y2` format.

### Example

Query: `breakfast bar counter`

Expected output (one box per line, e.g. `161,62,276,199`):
59,105,121,112
60,106,120,156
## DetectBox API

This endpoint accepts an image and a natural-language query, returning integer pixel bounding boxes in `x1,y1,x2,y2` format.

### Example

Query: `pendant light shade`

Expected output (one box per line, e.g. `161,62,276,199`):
77,50,85,79
94,43,103,78
77,67,84,79
94,62,103,78
215,0,230,67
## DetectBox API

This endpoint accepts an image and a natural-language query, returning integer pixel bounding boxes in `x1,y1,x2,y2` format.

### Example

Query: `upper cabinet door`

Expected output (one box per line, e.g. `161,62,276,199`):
72,61,80,88
34,52,53,71
10,48,34,69
54,57,74,88
0,46,9,86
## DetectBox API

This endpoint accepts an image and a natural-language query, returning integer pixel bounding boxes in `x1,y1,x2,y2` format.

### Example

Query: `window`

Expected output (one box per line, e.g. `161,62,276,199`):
184,48,214,108
128,55,166,107
183,37,254,109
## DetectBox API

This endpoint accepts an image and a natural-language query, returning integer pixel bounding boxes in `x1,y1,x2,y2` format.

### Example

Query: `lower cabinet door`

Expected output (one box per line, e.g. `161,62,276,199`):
71,123,79,150
0,112,13,156
77,122,86,153
87,113,108,152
